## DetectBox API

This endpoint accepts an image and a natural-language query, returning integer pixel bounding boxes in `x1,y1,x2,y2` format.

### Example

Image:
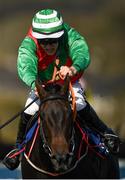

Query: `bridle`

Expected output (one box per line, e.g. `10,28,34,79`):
38,94,75,158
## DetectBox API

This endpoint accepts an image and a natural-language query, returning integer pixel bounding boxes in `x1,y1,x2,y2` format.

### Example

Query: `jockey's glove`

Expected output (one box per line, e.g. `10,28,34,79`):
103,133,121,155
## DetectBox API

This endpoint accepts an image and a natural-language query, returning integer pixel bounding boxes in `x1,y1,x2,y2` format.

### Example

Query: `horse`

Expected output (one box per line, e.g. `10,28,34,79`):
21,76,120,179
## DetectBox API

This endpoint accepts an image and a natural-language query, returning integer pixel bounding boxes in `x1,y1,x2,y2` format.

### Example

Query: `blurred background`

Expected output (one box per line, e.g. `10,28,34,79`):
0,0,125,178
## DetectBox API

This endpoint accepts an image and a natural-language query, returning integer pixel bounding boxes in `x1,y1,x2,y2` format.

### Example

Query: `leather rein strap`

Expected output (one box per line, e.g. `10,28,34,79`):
47,58,76,121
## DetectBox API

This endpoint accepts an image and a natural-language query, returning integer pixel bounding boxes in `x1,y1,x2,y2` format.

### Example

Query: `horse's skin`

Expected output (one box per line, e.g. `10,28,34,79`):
21,77,120,179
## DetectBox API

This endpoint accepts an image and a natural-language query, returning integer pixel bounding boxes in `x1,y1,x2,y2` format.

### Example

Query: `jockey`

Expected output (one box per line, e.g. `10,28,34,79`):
3,9,119,170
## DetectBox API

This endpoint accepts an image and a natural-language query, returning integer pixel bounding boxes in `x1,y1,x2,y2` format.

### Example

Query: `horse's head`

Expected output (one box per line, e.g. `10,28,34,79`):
36,76,75,172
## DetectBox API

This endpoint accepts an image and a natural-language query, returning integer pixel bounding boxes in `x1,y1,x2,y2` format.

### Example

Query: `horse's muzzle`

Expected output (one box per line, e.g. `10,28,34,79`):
51,153,73,172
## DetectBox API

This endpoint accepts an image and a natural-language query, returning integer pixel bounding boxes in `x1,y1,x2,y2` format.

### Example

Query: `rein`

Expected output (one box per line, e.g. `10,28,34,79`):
47,58,76,121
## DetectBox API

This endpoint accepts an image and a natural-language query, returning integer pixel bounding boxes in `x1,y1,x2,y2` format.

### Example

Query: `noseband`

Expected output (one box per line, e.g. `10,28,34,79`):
39,94,75,157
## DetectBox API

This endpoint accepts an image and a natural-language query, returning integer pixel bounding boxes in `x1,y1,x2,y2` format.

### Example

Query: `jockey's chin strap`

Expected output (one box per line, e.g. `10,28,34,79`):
47,58,76,121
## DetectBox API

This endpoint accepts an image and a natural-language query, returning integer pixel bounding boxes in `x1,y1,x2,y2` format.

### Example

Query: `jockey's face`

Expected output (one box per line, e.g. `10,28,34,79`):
39,38,59,55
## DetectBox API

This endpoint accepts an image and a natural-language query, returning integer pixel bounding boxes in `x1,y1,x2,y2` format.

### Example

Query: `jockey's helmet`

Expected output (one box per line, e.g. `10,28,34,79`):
32,9,64,39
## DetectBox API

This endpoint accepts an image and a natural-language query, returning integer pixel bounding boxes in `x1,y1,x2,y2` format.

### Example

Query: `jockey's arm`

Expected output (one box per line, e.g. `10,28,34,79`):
17,37,38,90
62,24,91,77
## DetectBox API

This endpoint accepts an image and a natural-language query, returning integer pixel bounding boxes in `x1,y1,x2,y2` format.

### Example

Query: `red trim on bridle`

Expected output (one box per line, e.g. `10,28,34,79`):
9,147,26,159
27,117,40,158
8,118,41,159
75,121,106,159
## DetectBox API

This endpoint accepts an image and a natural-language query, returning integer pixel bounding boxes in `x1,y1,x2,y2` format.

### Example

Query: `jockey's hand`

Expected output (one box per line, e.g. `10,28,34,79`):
103,133,121,154
59,66,77,79
34,87,39,96
35,85,45,97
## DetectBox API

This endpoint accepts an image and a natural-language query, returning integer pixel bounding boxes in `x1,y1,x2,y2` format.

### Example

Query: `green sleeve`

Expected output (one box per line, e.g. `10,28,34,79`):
17,37,38,89
65,24,91,72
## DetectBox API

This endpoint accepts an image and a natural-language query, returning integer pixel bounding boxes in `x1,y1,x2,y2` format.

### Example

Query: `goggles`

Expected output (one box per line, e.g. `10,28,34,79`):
38,38,59,45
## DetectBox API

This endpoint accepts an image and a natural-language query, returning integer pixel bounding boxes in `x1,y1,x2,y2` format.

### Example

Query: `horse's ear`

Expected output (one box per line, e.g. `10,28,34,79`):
35,79,47,99
61,74,70,97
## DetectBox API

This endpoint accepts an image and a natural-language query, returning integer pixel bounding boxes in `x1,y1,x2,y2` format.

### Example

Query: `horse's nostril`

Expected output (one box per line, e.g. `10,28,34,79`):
51,153,73,172
53,153,72,164
56,154,66,162
51,153,68,162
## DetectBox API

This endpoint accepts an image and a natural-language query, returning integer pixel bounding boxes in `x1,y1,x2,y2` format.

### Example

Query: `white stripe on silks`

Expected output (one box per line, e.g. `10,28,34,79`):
32,30,64,39
36,10,57,19
32,17,63,29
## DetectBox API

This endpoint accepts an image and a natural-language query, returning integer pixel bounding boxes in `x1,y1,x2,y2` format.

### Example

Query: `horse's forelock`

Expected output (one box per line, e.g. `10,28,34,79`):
45,83,62,94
